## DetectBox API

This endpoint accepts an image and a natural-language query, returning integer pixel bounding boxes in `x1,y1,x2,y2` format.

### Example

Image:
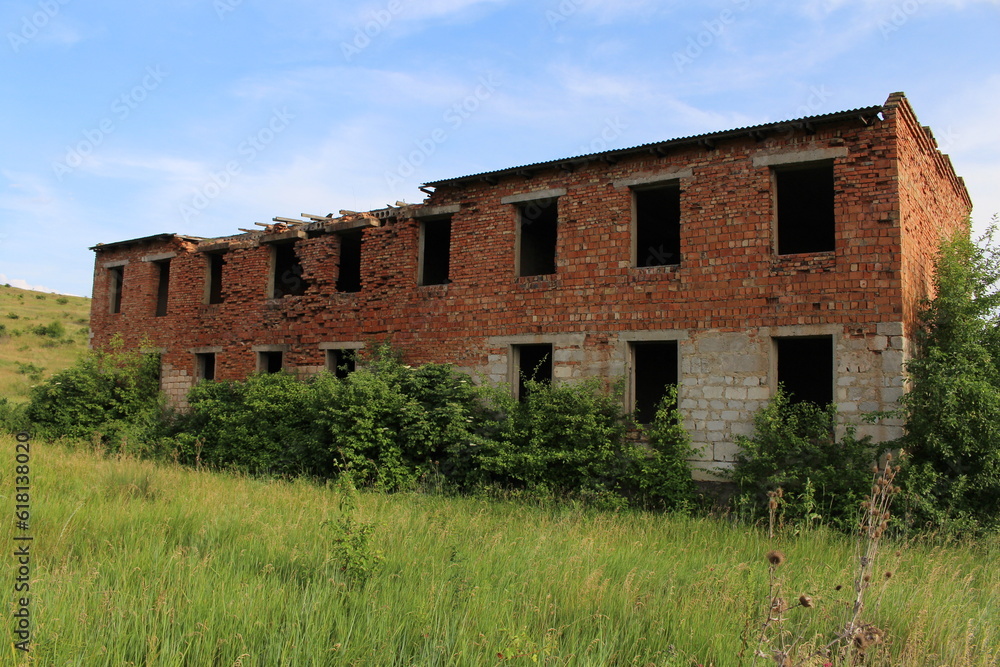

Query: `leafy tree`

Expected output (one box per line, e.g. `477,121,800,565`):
898,221,1000,533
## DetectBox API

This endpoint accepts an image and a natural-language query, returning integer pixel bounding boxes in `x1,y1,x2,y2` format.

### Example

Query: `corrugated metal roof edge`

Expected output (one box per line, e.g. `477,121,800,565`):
423,104,885,188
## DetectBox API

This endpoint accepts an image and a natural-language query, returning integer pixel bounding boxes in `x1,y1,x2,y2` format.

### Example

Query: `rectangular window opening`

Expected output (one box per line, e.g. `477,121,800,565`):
631,341,679,424
517,199,558,277
776,336,833,406
257,351,283,374
325,348,357,379
195,353,216,381
207,252,225,304
108,266,124,314
336,232,363,293
775,162,835,255
513,343,553,401
154,260,170,317
272,242,308,298
634,185,681,267
419,217,452,285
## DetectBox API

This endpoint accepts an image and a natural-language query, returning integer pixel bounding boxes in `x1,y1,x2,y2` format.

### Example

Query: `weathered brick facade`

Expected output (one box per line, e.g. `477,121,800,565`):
89,92,971,479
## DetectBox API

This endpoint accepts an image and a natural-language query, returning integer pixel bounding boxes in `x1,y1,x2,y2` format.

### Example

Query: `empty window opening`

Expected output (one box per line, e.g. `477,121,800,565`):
336,232,363,293
108,266,124,314
634,185,681,267
326,349,357,379
514,343,553,400
775,162,835,255
154,260,170,317
195,353,216,381
776,336,833,406
517,199,558,277
631,341,679,424
419,217,452,285
272,243,308,298
207,253,225,304
258,351,284,374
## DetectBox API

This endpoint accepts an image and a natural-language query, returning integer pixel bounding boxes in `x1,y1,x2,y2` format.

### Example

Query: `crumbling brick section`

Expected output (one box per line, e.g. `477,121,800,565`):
89,93,971,480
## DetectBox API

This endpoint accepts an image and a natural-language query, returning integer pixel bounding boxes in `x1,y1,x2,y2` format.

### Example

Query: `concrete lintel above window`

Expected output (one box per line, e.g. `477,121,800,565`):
261,229,307,244
141,252,177,263
752,146,848,168
197,241,231,253
613,169,693,189
761,323,842,338
501,188,567,205
251,344,290,353
617,329,690,342
189,345,223,354
318,341,365,351
102,259,129,268
488,333,584,347
411,204,461,219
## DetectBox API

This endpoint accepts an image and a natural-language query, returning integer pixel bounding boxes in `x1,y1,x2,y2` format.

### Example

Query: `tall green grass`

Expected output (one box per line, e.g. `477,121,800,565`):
2,436,998,665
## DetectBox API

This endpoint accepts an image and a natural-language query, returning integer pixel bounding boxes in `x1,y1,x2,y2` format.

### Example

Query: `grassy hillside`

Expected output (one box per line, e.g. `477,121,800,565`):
0,285,91,401
3,436,997,666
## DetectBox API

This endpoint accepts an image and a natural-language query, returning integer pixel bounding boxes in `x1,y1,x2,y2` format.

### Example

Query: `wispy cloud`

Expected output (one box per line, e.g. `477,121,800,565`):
0,274,63,294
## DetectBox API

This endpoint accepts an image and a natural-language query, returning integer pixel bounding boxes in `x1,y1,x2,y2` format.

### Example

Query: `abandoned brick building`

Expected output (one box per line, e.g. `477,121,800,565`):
89,92,970,479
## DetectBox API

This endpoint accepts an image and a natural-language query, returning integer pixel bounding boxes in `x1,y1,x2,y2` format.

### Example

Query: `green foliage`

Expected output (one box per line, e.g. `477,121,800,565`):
475,378,631,497
14,361,45,380
634,386,698,509
324,478,384,584
25,335,164,445
181,347,696,508
729,387,880,530
0,397,30,434
180,371,326,475
56,297,69,305
31,320,65,338
898,223,1000,534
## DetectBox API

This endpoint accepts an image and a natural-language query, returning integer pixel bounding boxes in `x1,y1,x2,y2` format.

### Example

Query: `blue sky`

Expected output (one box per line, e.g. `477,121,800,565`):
1,0,998,296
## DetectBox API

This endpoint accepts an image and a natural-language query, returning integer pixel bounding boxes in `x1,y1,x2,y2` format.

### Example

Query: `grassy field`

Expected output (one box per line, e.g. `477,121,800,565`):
0,285,91,401
1,436,998,666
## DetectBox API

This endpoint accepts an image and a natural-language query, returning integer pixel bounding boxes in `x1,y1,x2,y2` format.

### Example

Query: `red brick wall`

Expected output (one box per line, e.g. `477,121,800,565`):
89,94,970,419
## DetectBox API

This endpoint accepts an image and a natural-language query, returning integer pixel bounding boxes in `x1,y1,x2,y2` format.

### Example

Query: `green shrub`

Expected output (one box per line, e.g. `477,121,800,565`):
180,371,326,475
316,351,498,489
472,379,631,497
0,398,30,434
897,223,1000,534
31,321,65,338
728,387,881,531
56,297,69,305
14,361,45,381
25,336,163,445
634,386,698,510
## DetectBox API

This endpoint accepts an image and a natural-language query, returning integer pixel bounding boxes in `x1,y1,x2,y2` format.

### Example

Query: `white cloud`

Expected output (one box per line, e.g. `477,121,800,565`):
0,274,62,294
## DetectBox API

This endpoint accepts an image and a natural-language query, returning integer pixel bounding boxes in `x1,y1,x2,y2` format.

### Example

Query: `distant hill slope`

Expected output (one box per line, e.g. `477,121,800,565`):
0,284,92,402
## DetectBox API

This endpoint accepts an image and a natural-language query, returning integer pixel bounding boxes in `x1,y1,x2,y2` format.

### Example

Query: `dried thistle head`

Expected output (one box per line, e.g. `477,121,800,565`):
766,550,786,566
884,571,893,580
768,499,778,510
798,594,813,608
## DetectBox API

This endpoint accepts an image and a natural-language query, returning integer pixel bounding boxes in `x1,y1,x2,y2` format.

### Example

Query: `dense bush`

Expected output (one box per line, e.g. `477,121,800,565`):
474,378,631,496
897,224,1000,534
0,397,30,434
31,321,65,338
634,386,698,510
25,336,163,445
728,387,881,530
